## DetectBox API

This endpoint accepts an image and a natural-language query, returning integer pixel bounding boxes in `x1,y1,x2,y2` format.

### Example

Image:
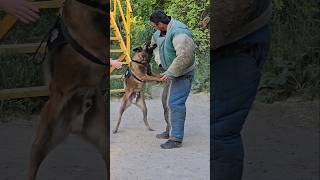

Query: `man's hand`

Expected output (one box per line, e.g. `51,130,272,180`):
110,59,122,69
160,74,169,81
0,0,40,23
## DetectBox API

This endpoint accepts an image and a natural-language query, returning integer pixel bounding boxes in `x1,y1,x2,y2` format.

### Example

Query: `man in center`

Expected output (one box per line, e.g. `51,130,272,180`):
150,10,196,149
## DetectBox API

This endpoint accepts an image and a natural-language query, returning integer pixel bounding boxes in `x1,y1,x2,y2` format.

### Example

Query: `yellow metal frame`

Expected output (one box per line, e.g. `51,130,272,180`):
110,0,132,73
109,0,132,94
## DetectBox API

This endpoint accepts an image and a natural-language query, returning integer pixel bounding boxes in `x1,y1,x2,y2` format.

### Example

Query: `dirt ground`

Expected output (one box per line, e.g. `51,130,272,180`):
0,93,318,180
243,97,319,180
110,93,210,180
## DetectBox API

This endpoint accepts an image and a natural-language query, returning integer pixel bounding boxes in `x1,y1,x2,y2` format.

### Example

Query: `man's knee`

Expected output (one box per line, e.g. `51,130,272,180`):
212,135,244,161
168,102,186,113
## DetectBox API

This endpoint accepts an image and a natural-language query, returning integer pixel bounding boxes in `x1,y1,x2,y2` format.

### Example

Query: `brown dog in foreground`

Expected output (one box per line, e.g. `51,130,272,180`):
28,0,109,179
112,43,169,134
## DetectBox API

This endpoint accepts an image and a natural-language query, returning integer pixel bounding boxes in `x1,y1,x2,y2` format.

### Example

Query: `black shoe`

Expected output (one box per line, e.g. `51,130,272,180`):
160,140,182,149
156,131,169,139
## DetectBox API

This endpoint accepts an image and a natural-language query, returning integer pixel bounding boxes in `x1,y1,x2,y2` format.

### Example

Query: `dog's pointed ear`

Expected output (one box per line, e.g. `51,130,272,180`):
142,41,150,51
133,47,142,52
148,44,157,51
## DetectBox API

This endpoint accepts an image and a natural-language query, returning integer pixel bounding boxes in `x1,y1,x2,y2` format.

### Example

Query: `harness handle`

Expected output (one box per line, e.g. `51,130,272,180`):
30,17,61,65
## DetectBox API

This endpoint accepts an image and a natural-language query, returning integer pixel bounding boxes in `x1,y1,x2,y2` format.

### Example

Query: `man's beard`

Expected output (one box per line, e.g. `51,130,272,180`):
160,31,166,37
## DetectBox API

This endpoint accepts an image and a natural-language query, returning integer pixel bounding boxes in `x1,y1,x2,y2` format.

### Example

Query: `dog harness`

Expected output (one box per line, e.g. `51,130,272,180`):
47,17,106,66
124,59,150,82
32,0,108,66
124,68,143,82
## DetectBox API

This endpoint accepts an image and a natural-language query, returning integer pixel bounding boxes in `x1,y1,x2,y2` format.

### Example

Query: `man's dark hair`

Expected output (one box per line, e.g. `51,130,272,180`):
150,10,171,24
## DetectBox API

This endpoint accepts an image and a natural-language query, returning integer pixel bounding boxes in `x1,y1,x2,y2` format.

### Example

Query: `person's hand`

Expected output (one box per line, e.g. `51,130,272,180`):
160,74,169,81
0,0,40,23
110,59,122,69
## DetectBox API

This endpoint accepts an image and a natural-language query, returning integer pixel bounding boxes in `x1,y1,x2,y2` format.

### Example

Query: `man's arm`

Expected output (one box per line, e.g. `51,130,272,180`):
164,34,195,78
0,0,39,23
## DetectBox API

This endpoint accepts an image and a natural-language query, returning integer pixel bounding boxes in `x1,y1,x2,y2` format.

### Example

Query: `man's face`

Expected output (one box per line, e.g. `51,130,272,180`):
151,22,167,32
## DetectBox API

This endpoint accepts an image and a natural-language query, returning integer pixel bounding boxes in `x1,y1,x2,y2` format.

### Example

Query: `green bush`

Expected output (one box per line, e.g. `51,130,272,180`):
259,0,320,100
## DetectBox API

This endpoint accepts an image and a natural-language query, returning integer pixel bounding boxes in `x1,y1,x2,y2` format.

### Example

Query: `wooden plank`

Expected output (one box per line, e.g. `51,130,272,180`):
31,0,64,9
0,44,132,54
0,43,45,54
110,75,123,80
0,45,129,54
0,15,17,39
111,49,124,53
111,89,125,94
0,86,48,100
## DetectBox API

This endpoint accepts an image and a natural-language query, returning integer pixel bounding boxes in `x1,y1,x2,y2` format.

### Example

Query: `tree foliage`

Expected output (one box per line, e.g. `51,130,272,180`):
260,0,320,101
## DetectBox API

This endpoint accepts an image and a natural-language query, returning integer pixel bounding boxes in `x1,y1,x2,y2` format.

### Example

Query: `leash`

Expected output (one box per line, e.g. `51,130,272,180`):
30,34,49,65
30,18,61,65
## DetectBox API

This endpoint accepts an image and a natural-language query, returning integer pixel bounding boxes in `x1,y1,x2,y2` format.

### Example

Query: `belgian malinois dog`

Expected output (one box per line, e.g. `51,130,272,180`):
112,42,168,134
28,0,109,179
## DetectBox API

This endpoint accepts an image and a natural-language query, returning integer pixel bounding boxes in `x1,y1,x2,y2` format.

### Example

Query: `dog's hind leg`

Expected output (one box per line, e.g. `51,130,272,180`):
135,92,154,131
162,83,170,134
80,92,109,179
28,99,69,180
113,92,132,133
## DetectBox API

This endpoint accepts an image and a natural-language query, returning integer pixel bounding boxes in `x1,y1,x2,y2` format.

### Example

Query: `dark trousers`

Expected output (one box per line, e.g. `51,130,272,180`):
211,24,271,180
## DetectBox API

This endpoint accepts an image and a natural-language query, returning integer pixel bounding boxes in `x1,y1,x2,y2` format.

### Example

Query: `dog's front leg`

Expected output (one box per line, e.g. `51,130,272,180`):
140,75,163,82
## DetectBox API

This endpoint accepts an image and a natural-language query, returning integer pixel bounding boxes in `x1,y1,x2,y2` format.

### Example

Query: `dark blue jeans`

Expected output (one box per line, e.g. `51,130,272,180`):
211,25,271,180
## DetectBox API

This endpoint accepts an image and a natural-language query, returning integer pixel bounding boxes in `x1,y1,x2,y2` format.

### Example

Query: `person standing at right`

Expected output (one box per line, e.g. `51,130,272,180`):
150,10,195,149
211,1,272,180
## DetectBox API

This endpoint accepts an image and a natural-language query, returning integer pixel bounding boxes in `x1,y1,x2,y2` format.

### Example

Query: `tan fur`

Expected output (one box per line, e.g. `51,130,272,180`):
28,1,109,179
112,44,168,134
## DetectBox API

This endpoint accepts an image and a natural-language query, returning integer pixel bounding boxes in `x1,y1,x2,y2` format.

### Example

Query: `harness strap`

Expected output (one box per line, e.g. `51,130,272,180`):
131,71,143,82
60,18,106,66
125,68,143,82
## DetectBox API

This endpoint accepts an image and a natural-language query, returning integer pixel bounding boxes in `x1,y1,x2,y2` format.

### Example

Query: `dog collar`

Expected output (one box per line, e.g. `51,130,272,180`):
131,59,147,65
